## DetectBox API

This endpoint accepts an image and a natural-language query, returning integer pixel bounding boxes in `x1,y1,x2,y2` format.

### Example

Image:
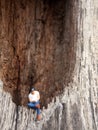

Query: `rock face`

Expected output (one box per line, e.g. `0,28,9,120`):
0,0,98,130
0,0,77,107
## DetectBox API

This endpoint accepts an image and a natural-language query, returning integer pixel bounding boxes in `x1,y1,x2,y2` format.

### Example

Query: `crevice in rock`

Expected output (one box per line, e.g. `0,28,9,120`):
13,55,21,105
89,88,97,130
15,106,19,130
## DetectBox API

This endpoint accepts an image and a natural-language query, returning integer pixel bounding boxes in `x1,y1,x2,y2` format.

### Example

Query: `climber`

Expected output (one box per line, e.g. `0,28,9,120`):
28,87,41,121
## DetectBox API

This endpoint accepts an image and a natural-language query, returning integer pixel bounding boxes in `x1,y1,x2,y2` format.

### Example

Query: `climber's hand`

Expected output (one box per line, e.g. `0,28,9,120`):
36,104,40,108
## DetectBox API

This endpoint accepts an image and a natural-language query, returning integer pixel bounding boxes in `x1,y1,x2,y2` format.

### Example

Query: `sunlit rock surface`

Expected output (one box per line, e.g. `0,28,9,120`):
0,0,98,130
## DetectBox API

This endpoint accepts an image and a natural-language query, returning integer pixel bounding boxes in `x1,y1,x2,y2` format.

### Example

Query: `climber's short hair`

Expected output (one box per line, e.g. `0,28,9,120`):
31,87,35,92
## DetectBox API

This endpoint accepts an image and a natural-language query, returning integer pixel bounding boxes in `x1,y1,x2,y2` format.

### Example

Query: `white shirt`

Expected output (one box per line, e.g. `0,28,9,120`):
28,91,40,102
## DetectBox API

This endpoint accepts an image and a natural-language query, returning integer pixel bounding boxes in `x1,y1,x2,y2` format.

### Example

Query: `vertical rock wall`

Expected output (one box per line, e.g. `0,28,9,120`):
0,0,77,107
0,0,98,130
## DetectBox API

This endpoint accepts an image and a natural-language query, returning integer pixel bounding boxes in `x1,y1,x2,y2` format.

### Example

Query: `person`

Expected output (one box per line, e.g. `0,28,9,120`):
28,87,41,121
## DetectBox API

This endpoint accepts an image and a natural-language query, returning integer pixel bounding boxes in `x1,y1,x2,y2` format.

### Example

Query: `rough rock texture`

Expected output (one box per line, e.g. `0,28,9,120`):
0,0,77,107
0,0,98,130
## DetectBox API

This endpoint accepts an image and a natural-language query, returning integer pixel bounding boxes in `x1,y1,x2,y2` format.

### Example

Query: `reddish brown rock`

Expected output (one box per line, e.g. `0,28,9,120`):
0,0,77,107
